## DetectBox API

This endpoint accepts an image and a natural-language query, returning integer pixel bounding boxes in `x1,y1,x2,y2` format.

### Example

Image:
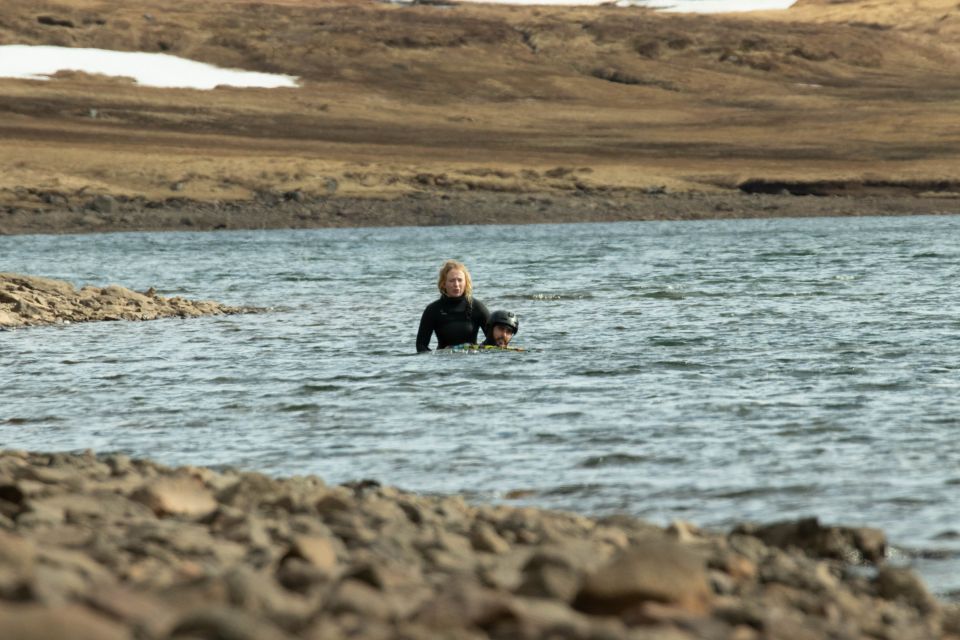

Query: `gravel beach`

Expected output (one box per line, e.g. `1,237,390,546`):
1,449,956,640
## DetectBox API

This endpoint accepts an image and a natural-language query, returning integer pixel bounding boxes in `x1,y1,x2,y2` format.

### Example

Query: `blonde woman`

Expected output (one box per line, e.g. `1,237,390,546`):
416,260,491,352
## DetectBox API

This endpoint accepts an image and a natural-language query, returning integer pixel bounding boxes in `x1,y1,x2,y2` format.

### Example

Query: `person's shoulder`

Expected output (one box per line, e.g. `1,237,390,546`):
473,297,490,311
423,297,444,311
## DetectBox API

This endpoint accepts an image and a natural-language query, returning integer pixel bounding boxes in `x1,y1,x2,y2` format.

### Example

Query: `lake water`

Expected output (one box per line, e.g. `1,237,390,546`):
3,215,960,597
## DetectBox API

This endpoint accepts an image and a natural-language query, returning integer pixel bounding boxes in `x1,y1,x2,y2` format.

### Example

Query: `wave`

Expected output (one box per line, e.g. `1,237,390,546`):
503,292,595,301
577,453,653,468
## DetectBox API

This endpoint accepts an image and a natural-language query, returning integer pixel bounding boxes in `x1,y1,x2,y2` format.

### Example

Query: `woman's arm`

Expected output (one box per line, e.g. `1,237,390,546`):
416,304,435,352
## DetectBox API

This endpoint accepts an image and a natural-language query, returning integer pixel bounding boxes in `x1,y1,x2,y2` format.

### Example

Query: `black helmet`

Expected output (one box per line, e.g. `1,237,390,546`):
488,309,519,334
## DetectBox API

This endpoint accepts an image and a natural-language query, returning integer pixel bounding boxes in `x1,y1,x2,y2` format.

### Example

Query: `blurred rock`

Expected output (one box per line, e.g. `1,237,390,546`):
0,603,129,640
0,450,948,640
131,477,218,518
734,517,886,563
574,535,712,616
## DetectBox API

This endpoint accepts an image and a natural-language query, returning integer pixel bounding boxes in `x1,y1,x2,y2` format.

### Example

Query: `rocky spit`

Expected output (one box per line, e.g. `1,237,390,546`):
0,273,259,329
0,450,956,640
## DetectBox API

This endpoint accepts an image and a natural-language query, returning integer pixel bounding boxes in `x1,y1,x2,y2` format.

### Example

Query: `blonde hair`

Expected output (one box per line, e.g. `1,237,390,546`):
437,260,473,298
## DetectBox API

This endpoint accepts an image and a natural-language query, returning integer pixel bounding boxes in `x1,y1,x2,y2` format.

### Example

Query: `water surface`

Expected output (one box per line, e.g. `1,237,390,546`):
3,215,959,595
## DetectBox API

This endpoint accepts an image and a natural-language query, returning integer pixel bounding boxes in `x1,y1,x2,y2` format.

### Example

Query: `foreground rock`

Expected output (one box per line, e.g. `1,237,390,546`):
0,450,957,639
0,273,258,329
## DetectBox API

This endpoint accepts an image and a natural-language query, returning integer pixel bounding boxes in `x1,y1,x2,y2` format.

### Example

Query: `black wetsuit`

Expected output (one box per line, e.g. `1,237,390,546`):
416,295,490,352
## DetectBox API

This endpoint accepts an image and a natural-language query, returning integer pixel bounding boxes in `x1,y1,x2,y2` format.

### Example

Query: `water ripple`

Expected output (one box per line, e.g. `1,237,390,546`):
3,215,960,595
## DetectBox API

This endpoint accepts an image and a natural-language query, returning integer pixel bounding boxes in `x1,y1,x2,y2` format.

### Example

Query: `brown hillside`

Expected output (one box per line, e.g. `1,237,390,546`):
1,0,959,232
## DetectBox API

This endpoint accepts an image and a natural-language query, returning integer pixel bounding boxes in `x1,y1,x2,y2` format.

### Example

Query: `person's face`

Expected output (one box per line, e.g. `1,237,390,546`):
492,324,514,347
444,269,466,297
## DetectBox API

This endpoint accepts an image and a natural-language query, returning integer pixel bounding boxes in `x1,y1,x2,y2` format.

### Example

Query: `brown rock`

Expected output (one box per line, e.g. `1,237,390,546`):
515,550,582,602
874,566,939,614
0,602,129,640
735,518,886,564
326,578,393,620
276,557,329,594
169,606,293,640
216,471,284,510
284,534,340,575
0,530,35,597
470,521,511,554
415,580,517,631
712,551,759,583
315,487,356,515
220,567,316,629
208,508,272,548
130,476,217,518
31,492,155,525
32,546,117,604
83,585,175,639
667,519,702,543
573,535,712,616
499,596,631,640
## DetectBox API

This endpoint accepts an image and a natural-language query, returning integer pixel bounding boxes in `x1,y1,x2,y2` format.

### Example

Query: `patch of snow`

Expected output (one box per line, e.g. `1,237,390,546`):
0,45,299,89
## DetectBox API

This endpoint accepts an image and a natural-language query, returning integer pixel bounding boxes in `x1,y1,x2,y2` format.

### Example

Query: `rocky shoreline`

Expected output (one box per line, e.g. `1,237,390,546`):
0,449,956,639
0,273,260,329
2,189,959,236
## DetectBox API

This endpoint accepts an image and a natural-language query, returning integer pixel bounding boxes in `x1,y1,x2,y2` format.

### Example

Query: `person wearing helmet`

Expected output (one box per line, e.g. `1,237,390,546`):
416,259,491,352
482,309,519,348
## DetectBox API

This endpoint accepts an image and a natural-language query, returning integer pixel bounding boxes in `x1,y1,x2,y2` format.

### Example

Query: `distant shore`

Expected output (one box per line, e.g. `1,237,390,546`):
0,448,956,640
3,0,960,236
2,189,959,236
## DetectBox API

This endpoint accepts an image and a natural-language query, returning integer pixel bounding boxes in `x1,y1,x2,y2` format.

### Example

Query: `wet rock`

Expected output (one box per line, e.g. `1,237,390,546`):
573,535,712,616
735,517,886,563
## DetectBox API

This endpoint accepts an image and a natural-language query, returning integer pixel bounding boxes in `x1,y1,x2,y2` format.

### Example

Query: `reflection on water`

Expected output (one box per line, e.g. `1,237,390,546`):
2,215,960,595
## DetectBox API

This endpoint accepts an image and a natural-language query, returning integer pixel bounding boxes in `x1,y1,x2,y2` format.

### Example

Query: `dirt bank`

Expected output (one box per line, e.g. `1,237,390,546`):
2,189,959,236
1,0,960,233
0,449,957,639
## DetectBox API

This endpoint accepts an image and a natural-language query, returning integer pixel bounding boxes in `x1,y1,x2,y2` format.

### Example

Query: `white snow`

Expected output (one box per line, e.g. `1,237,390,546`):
0,45,299,89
